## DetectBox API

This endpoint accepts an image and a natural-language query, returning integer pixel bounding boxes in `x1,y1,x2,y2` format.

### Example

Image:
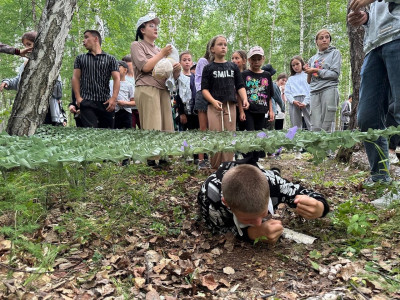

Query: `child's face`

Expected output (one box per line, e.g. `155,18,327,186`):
277,78,287,87
211,37,227,57
180,54,193,72
22,39,34,48
232,207,268,226
291,59,303,74
119,66,128,76
316,31,331,51
248,54,264,70
231,52,246,69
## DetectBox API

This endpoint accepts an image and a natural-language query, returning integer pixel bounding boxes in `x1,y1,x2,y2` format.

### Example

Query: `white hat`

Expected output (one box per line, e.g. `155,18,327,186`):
248,46,265,58
136,12,160,30
152,58,173,80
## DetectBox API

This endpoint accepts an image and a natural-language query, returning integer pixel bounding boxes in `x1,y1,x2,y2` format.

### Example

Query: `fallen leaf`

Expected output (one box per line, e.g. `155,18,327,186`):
337,262,362,281
145,290,161,300
219,278,230,287
223,267,235,275
201,274,218,291
134,277,146,289
0,240,11,253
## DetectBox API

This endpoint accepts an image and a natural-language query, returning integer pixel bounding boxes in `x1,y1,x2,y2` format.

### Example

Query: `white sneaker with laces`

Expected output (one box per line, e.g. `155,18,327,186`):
389,152,399,164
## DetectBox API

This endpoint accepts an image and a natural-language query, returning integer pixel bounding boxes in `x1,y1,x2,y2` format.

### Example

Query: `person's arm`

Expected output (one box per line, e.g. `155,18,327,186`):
201,65,223,111
71,68,83,107
131,42,173,74
105,70,120,112
237,87,249,110
349,0,376,11
268,99,275,122
273,84,284,112
284,78,296,105
266,169,329,219
234,66,249,109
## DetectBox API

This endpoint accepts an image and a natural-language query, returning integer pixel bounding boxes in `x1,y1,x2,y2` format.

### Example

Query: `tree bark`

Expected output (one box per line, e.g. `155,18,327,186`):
347,0,365,130
6,0,77,136
336,1,365,162
299,0,305,55
268,0,279,63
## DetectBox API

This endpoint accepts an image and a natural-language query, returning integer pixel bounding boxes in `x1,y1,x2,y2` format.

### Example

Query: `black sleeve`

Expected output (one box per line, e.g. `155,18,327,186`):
233,63,245,91
265,170,329,217
175,93,185,115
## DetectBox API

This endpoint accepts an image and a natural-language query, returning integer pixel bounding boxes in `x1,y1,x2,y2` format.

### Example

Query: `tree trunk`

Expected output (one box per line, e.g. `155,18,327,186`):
245,0,253,50
6,0,77,136
336,1,365,162
299,0,305,55
347,3,365,130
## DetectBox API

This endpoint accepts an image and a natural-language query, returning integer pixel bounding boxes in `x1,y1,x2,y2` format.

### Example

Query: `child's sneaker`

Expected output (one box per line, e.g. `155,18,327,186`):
389,152,399,164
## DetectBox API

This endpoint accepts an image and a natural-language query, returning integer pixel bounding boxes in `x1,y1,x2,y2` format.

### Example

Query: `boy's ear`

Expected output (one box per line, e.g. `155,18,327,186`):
221,197,229,208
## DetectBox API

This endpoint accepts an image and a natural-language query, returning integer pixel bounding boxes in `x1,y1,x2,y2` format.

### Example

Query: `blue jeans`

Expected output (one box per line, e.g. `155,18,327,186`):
357,39,400,181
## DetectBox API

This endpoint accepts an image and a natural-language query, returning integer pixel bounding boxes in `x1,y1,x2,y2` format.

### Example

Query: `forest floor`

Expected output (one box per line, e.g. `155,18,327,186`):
0,149,399,299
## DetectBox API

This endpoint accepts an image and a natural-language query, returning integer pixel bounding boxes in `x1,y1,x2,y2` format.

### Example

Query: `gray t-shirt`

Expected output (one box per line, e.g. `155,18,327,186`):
110,80,135,113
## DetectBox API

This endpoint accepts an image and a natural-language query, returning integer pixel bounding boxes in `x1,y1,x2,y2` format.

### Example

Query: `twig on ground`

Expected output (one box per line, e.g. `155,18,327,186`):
349,282,370,300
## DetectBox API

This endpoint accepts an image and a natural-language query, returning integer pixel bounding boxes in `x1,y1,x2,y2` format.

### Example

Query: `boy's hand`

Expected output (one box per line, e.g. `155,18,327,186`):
348,10,368,26
212,99,223,111
247,219,283,244
294,195,324,219
104,97,116,112
19,47,33,57
69,105,77,114
0,82,8,91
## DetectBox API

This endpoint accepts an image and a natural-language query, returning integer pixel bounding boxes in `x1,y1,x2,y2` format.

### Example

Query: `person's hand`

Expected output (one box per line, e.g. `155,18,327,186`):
294,195,324,220
348,10,368,26
19,47,33,57
239,111,246,122
269,111,275,122
212,99,223,111
242,98,250,110
304,68,319,75
173,62,181,79
349,0,375,12
303,64,310,71
160,44,173,57
69,105,77,114
293,100,301,108
180,114,187,125
117,100,125,107
298,102,306,109
104,97,116,112
0,82,8,92
76,97,83,108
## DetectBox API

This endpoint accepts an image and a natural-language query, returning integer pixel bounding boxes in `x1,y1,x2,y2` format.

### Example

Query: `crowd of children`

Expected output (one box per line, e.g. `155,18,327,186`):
1,12,344,171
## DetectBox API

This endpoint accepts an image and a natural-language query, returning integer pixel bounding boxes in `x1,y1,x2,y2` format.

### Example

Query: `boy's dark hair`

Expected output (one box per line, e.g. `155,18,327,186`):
222,164,270,214
277,73,288,81
179,51,192,62
348,94,353,99
122,54,132,63
289,55,305,76
21,31,37,43
135,24,146,41
84,30,102,45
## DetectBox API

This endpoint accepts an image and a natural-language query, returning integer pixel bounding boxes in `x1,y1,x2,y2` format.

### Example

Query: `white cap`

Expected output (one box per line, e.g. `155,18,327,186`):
248,46,264,58
136,12,160,30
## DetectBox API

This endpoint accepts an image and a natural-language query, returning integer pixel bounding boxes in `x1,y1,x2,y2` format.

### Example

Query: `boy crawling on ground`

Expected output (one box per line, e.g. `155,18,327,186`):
197,161,329,243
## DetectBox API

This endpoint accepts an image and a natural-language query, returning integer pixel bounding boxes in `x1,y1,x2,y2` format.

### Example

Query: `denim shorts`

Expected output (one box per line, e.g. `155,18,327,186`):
194,90,209,112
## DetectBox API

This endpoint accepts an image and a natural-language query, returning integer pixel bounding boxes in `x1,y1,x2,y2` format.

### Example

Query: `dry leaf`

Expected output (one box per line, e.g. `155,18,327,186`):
201,274,219,291
0,240,11,252
219,278,230,287
145,290,161,300
258,270,267,278
281,291,298,300
134,277,146,289
337,262,362,281
223,267,235,275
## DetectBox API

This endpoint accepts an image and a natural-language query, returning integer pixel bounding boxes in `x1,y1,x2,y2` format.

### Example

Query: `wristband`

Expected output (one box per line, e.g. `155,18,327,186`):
15,48,21,55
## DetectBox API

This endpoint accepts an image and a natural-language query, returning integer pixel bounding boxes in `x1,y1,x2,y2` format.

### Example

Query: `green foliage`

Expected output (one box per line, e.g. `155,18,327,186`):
2,126,400,170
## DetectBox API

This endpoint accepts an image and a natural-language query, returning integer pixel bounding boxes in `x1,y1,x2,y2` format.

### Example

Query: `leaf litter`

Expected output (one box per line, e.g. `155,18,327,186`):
0,150,399,299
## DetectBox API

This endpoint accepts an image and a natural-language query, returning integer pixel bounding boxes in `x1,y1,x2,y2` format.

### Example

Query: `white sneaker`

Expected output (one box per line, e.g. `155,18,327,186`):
389,152,399,164
371,191,400,208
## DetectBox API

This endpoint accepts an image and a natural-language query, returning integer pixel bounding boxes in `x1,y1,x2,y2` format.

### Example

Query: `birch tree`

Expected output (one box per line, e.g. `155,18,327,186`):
6,0,77,136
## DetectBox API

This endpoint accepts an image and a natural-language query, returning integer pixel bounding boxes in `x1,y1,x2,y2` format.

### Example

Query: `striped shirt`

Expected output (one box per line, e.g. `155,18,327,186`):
74,51,119,102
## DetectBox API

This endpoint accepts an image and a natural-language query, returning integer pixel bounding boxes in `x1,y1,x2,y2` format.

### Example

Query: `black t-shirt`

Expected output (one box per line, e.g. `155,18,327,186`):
242,70,274,114
201,61,245,104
